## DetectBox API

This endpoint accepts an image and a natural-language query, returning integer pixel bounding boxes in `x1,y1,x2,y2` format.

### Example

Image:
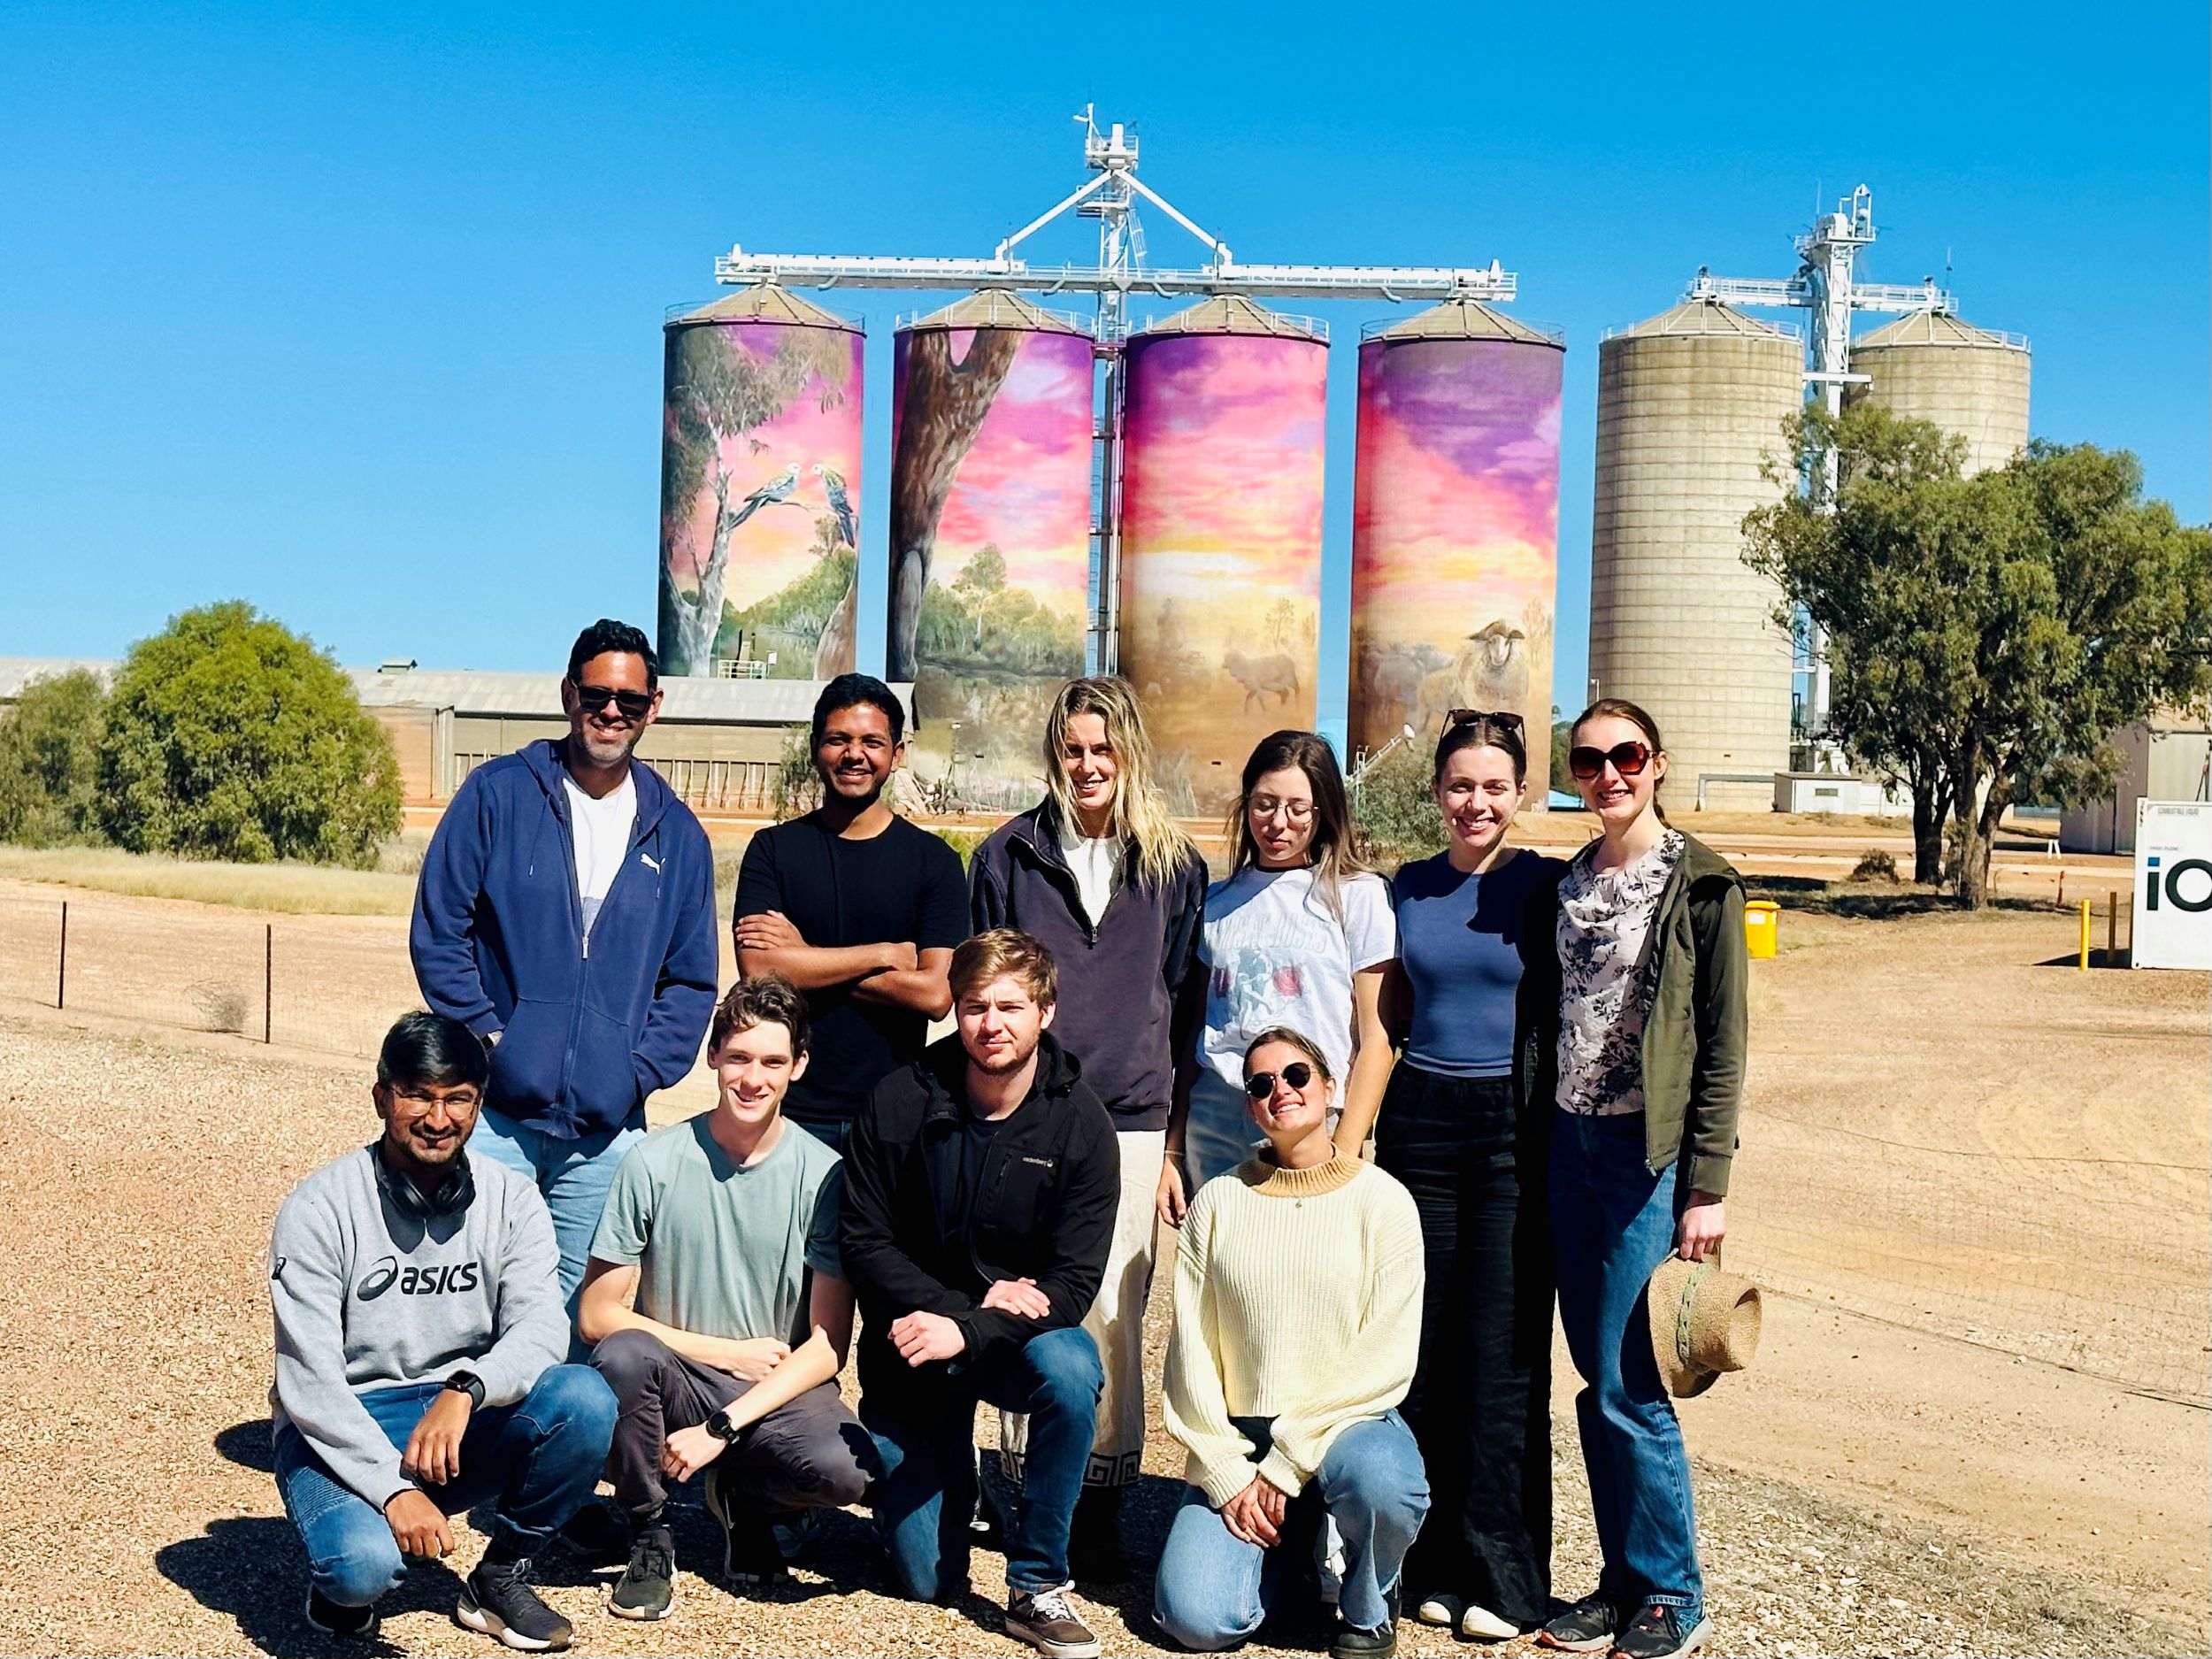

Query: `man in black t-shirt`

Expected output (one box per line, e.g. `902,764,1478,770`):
733,675,968,1153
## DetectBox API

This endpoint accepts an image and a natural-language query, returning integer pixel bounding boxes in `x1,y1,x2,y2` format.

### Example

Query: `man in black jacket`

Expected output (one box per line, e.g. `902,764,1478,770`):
841,929,1118,1659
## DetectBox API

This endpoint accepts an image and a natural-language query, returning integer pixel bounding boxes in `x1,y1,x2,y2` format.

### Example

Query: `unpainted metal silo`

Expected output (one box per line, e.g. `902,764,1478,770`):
889,291,1096,809
1847,310,2031,476
658,287,864,680
1349,301,1565,802
1116,296,1328,816
1587,298,1801,813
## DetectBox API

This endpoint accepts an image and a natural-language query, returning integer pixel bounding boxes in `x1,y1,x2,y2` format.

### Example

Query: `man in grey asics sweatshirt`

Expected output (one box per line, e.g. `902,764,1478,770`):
270,1012,616,1650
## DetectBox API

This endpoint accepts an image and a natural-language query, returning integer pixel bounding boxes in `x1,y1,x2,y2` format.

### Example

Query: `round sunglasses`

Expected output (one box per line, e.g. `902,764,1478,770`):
1567,740,1654,782
1243,1062,1317,1100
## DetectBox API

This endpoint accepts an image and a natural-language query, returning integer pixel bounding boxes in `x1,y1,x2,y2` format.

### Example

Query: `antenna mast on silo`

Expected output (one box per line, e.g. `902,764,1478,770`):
711,114,1516,668
1686,187,1953,757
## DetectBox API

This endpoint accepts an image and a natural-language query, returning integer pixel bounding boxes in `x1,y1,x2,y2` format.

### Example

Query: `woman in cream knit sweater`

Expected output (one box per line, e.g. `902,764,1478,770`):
1154,1027,1428,1659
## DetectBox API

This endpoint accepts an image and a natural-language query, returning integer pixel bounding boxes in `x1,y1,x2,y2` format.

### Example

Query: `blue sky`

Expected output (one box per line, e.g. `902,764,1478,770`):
4,2,2206,748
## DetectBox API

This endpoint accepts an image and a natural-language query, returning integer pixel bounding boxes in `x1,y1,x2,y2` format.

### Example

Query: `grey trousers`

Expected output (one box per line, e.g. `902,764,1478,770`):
590,1327,875,1521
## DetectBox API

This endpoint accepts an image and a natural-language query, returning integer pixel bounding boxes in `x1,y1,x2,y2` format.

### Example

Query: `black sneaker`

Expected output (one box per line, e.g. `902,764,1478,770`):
1611,1601,1712,1659
1067,1485,1129,1584
455,1555,572,1652
1331,1580,1401,1658
1538,1590,1624,1653
607,1525,675,1622
556,1501,631,1571
305,1587,379,1639
703,1463,788,1591
1005,1583,1102,1659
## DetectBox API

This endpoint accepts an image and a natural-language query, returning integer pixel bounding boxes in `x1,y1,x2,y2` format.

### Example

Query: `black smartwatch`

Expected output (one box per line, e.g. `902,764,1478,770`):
704,1409,745,1445
442,1371,486,1411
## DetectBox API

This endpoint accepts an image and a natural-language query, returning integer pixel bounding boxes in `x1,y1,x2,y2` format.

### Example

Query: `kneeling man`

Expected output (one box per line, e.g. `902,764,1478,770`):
580,974,872,1619
841,929,1120,1658
269,1012,616,1650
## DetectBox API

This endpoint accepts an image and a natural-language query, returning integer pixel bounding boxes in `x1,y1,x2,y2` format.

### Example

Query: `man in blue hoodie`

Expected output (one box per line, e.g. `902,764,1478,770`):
410,618,718,1321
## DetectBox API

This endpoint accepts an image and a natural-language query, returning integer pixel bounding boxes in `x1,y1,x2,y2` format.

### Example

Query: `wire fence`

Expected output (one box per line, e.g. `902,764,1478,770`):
3,884,2206,1406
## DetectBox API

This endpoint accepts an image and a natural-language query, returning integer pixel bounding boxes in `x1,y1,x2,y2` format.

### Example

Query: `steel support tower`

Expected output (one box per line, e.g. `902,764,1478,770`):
712,109,1517,667
1685,187,1952,748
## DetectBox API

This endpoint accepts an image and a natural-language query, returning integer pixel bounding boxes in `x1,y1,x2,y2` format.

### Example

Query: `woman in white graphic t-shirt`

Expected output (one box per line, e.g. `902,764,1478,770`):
1157,730,1397,1225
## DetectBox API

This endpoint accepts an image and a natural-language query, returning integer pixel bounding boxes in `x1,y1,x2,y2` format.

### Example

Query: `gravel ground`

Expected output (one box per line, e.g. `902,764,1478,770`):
0,1012,2200,1658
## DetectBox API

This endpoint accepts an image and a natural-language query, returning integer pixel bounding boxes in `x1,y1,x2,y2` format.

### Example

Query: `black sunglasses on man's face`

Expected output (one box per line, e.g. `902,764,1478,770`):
570,679,653,721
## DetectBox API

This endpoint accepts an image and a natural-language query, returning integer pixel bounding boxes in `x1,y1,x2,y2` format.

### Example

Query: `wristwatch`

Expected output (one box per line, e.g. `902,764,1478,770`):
443,1371,486,1410
704,1409,745,1445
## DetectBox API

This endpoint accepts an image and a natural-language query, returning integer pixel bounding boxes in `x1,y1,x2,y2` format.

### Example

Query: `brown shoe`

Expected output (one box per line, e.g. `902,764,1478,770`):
1005,1584,1102,1659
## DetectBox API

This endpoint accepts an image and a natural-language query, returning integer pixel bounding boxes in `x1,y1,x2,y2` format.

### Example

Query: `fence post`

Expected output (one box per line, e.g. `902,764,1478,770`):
57,901,67,1010
2078,900,2091,972
264,924,273,1045
2107,889,2118,966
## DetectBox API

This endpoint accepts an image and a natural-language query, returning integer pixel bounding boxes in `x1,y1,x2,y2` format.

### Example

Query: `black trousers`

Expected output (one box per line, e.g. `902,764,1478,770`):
1372,1064,1553,1626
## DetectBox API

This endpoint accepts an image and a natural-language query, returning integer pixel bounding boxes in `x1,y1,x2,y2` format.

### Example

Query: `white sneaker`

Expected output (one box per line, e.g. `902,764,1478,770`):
1414,1594,1464,1627
1458,1601,1519,1642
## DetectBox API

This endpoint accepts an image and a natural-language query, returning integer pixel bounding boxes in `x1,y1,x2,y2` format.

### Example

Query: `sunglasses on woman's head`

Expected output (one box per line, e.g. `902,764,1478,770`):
1446,708,1525,733
1567,741,1653,781
1243,1063,1315,1100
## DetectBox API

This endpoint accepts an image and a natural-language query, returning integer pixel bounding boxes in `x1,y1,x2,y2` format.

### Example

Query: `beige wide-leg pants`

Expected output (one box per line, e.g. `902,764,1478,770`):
1001,1128,1165,1488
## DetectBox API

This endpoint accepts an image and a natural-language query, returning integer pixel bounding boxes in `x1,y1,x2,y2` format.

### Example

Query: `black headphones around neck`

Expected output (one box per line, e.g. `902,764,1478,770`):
373,1144,477,1220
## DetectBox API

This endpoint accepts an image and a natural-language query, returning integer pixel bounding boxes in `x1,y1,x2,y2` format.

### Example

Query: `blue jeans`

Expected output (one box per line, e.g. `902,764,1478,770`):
469,1106,644,1342
1548,1110,1702,1618
864,1325,1103,1600
273,1365,617,1609
1152,1411,1428,1648
1183,1072,1262,1194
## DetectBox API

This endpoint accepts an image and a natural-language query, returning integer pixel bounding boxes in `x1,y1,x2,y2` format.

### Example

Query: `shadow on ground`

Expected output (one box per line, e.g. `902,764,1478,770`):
155,1515,456,1655
1746,874,2067,920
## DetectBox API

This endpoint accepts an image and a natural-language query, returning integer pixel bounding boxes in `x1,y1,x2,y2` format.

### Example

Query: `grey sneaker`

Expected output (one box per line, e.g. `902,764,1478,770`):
1611,1601,1712,1659
1537,1590,1624,1653
455,1555,572,1652
1005,1583,1102,1659
606,1525,674,1621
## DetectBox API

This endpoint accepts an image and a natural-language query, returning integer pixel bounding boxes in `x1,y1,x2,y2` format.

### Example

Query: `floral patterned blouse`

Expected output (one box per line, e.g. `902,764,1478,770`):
1554,828,1685,1116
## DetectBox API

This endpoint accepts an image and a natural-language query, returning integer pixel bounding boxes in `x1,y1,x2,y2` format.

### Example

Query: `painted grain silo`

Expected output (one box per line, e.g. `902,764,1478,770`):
1349,301,1565,802
658,288,864,680
1587,298,1801,812
888,293,1095,809
1847,310,2031,476
1117,297,1328,816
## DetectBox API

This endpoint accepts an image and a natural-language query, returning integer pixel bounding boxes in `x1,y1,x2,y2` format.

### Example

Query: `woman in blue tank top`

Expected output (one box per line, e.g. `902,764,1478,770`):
1363,711,1563,1644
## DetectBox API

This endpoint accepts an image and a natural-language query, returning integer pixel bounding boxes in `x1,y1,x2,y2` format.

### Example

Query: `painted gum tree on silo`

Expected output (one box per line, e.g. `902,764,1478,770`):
658,291,864,679
1349,303,1563,801
888,296,1094,810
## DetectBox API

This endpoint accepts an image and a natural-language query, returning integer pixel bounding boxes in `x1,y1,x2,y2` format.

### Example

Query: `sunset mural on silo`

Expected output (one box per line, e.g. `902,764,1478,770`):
1349,334,1563,797
658,319,864,680
890,323,1094,809
1117,323,1328,815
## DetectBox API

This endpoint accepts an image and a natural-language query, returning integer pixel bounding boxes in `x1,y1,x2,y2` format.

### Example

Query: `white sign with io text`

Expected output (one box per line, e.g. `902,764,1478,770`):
2132,800,2212,971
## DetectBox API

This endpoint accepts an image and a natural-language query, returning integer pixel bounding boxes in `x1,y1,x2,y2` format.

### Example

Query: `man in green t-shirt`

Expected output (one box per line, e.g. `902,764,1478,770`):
577,975,873,1620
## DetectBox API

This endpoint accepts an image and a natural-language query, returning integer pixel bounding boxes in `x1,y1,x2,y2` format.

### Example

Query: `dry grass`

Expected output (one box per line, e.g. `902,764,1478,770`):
0,846,415,916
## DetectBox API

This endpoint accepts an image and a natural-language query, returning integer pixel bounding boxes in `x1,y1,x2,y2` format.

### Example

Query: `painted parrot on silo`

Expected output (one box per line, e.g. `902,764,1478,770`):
811,463,857,549
729,463,803,531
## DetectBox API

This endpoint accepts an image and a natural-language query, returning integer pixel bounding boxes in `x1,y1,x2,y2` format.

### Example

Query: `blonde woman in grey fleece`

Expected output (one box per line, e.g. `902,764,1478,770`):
268,1012,615,1651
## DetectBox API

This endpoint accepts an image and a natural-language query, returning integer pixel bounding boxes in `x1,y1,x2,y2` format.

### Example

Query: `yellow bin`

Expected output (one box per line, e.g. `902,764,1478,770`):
1743,900,1779,959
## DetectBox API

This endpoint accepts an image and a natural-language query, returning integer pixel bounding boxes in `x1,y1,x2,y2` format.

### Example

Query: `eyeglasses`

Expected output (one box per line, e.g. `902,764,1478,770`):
571,680,654,721
1568,741,1654,781
1446,708,1525,733
1248,796,1315,825
1243,1062,1316,1100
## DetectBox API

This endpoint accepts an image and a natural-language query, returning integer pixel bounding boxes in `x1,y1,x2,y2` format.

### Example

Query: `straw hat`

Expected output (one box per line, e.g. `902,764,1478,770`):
1646,1256,1763,1398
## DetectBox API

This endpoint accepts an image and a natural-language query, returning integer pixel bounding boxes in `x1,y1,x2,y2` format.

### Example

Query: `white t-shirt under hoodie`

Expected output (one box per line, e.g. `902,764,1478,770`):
562,768,638,939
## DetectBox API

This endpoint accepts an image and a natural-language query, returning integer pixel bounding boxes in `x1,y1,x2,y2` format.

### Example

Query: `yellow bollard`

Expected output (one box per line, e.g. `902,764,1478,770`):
2078,899,2092,971
1744,899,1780,960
